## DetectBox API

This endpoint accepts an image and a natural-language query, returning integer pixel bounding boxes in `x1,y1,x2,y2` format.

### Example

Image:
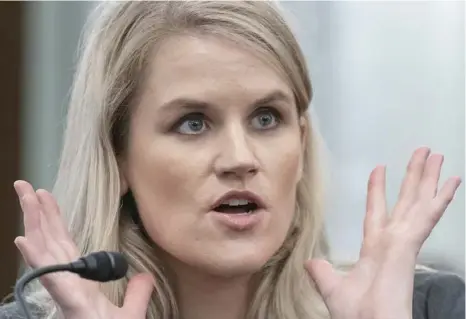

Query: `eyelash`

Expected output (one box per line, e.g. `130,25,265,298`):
172,112,208,135
253,107,283,125
172,107,283,135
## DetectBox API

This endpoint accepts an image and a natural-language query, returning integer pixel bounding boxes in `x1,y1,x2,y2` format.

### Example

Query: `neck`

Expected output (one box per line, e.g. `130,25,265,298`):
178,274,251,319
167,261,255,319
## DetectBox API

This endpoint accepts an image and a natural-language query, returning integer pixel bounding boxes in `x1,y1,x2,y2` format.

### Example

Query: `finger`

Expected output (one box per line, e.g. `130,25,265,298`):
123,273,155,317
15,196,65,269
15,182,70,265
36,189,71,241
14,181,40,234
304,259,341,301
14,236,37,268
418,154,444,199
14,236,53,269
395,147,430,212
36,189,79,260
430,176,462,223
14,181,45,249
364,165,387,237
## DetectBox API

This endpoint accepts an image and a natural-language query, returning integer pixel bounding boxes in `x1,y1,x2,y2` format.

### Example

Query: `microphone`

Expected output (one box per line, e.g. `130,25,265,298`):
14,251,128,319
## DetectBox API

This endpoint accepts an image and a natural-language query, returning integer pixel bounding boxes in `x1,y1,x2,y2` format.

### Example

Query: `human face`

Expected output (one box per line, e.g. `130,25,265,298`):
121,35,306,277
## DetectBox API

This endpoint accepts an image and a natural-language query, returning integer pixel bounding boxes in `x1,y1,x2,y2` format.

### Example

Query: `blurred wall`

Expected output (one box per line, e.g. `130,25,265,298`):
16,0,465,283
9,2,96,282
0,1,22,300
21,1,94,191
282,1,465,274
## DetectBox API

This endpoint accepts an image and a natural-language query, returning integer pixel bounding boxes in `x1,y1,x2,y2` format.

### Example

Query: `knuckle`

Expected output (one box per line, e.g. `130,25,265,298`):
443,193,454,204
383,221,413,246
407,158,419,171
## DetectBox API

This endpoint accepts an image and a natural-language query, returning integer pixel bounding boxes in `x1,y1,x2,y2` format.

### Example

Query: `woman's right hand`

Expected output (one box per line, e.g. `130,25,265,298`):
13,180,154,319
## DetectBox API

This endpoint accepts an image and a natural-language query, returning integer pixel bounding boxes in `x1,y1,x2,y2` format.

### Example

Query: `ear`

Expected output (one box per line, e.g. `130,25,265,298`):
119,162,129,197
299,115,308,150
297,115,308,182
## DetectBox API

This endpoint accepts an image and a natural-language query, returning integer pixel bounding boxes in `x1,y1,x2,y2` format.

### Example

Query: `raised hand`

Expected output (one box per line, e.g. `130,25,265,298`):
13,180,154,319
306,147,462,319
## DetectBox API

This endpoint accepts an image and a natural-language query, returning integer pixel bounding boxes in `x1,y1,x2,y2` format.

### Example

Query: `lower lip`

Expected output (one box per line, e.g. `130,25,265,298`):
210,209,264,231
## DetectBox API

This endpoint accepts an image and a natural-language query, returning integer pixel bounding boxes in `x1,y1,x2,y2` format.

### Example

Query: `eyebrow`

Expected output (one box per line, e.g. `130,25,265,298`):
158,90,293,113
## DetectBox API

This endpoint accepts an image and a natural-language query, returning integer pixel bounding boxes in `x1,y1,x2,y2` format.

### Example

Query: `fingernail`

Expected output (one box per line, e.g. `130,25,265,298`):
13,181,26,199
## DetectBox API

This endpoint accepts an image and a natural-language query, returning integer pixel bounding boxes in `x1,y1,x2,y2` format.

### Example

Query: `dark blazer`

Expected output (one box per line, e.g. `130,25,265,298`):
0,270,464,318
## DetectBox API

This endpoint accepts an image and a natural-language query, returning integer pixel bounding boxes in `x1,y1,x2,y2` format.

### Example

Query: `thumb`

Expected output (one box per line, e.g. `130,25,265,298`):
305,259,341,300
122,273,155,317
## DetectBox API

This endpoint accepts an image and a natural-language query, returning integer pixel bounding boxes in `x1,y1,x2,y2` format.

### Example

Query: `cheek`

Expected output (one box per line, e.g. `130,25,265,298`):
269,140,303,194
261,135,303,227
130,152,185,203
124,142,203,240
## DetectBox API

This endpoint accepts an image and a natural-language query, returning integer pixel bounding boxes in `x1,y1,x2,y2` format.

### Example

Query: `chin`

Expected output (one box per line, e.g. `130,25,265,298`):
202,260,267,278
194,246,277,278
157,231,289,279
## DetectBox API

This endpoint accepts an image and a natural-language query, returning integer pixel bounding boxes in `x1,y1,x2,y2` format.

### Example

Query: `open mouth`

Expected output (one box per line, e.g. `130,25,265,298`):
214,199,259,214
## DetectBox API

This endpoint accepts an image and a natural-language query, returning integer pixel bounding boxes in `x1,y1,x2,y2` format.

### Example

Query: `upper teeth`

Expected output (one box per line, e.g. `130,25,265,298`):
222,199,251,206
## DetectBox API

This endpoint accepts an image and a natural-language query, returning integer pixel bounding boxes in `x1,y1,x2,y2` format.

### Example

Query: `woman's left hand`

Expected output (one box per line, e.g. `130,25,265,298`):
305,147,462,319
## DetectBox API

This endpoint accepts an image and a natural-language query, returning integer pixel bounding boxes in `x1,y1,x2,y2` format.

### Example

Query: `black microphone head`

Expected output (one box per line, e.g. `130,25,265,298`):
75,251,128,282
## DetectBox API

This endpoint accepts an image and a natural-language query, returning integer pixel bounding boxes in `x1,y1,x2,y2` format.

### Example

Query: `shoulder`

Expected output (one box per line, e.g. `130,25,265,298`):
0,301,48,319
413,269,465,319
0,302,25,319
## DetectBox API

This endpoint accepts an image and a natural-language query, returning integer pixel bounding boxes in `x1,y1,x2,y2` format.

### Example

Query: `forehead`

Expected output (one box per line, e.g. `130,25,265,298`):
141,34,293,106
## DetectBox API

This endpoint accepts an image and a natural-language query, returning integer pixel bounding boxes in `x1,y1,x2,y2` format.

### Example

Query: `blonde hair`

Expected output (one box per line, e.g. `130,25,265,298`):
27,1,330,318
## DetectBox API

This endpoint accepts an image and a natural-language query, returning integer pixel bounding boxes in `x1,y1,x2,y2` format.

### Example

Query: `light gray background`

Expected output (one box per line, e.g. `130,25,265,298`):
20,1,465,274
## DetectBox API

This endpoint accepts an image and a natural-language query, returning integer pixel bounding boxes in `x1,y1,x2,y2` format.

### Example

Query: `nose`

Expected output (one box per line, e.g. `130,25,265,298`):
214,125,259,180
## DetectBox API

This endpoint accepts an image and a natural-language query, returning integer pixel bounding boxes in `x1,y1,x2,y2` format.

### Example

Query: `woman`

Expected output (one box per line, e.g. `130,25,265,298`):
1,1,463,319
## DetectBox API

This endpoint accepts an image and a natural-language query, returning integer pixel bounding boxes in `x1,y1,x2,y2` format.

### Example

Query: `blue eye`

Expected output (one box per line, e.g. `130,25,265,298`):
251,108,280,129
176,114,208,135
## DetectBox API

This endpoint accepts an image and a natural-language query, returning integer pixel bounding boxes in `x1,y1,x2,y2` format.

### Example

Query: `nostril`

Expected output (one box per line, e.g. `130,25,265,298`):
215,158,259,178
224,168,257,178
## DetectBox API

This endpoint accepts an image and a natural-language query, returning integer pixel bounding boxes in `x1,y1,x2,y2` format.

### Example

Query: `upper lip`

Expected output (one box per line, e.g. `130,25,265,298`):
211,190,266,210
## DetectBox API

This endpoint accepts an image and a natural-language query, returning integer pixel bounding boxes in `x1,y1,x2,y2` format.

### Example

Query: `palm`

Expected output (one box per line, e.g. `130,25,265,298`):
306,148,461,319
13,181,153,319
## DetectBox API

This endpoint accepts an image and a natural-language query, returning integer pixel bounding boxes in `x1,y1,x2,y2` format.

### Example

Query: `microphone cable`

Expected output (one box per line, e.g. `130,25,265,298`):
14,251,128,319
